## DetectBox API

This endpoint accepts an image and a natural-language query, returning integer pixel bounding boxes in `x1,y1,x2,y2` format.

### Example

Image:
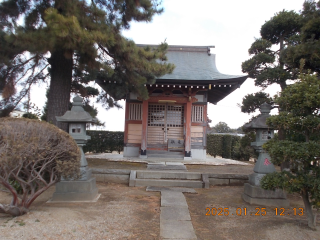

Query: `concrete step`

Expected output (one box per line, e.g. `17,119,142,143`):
136,170,201,180
134,178,203,188
147,154,184,159
147,150,184,159
148,150,184,155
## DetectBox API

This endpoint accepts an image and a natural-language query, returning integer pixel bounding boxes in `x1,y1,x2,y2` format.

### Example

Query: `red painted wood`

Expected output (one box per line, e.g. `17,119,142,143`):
148,96,198,103
126,120,142,124
203,103,208,146
141,100,148,152
124,101,129,144
185,100,192,153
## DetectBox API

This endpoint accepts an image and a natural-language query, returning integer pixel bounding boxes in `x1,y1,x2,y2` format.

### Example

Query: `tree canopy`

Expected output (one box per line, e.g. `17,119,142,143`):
241,1,320,114
261,70,320,229
284,0,320,74
0,0,174,130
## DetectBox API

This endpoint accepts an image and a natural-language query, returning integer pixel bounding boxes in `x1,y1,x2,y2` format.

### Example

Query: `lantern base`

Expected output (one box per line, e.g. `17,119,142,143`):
242,183,289,207
50,177,99,202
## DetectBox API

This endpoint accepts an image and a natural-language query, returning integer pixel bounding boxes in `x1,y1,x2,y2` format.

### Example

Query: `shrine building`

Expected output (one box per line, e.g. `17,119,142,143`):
115,45,246,160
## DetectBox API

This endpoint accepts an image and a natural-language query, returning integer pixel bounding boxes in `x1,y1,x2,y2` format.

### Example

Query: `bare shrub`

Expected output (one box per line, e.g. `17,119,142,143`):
0,118,80,216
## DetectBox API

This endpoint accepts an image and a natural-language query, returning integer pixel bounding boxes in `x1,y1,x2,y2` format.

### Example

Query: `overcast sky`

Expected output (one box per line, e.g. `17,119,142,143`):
30,0,306,130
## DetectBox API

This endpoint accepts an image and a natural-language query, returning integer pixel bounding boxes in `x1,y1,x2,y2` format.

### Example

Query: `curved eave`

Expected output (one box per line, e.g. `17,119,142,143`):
56,111,94,123
243,114,272,130
156,75,247,104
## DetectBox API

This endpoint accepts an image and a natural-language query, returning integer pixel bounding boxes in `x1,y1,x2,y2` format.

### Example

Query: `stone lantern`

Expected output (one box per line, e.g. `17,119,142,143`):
242,102,289,206
51,95,99,202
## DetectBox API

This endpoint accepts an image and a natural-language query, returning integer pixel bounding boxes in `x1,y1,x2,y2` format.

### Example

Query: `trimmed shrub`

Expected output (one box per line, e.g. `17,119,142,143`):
0,118,80,216
221,135,232,159
207,134,254,160
207,134,223,157
84,130,124,154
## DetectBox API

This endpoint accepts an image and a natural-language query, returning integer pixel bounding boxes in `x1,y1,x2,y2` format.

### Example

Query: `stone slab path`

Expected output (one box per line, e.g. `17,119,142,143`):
147,187,197,240
147,162,187,171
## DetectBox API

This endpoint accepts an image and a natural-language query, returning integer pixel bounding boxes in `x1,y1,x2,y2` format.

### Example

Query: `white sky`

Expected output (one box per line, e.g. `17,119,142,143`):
30,0,306,130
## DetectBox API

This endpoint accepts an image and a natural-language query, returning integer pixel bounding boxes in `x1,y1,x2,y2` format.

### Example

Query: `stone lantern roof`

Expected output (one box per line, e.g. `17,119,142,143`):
243,102,273,130
56,96,94,123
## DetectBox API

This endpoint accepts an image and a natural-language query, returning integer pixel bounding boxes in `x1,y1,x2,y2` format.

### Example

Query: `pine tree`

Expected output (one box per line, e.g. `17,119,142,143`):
284,0,320,74
0,0,174,130
241,10,302,113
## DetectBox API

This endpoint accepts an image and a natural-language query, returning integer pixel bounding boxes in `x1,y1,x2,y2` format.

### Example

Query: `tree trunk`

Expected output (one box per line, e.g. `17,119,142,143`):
47,49,73,131
0,204,28,216
301,189,317,230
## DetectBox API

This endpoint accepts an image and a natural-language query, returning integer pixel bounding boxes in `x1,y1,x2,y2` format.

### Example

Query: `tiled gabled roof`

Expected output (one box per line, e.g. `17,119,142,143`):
137,44,248,104
158,45,246,81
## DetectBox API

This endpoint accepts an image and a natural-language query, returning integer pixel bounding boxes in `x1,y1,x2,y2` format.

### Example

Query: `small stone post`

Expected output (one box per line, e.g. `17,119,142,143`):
50,96,99,202
242,103,289,207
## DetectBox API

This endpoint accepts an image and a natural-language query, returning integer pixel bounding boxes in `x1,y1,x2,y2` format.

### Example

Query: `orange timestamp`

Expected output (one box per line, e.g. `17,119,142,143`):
205,207,304,216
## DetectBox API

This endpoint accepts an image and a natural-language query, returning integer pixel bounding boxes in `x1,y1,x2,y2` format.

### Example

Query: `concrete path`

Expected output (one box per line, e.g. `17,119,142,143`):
147,187,197,240
86,152,251,166
147,162,187,171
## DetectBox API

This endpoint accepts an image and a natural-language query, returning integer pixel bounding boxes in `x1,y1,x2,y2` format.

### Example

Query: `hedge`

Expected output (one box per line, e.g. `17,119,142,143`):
83,130,124,154
83,130,256,160
207,134,244,160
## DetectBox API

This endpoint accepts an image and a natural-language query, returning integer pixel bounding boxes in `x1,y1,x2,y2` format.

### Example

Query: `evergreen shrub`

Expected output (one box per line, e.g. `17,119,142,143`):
84,130,124,154
207,134,253,160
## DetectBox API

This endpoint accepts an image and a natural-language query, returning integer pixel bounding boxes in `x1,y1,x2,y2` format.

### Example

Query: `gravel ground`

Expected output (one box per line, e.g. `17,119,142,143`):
0,183,161,240
1,158,319,240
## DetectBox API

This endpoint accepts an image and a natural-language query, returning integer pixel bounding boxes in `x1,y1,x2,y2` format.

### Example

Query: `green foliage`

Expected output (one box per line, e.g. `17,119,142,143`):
222,135,232,159
22,112,38,119
83,130,124,154
207,134,247,160
0,0,173,130
233,131,258,161
260,10,302,45
284,1,320,73
210,121,232,133
240,92,273,114
241,10,302,114
261,72,320,228
266,71,320,140
207,134,223,157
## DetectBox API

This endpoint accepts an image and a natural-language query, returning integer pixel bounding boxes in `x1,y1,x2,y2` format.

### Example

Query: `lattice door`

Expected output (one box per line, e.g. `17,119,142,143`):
147,104,184,146
147,104,165,145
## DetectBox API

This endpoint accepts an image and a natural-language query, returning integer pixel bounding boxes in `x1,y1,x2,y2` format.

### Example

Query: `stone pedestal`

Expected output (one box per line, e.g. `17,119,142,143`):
51,177,99,202
242,183,289,207
242,153,290,207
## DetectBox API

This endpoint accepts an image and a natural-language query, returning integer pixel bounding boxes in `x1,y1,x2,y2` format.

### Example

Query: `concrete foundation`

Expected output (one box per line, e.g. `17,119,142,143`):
249,172,267,187
242,183,289,207
51,177,99,202
191,149,206,160
123,146,140,157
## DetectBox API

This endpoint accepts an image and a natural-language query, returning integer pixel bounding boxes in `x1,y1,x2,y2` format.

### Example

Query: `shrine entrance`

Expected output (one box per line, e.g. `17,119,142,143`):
147,103,184,151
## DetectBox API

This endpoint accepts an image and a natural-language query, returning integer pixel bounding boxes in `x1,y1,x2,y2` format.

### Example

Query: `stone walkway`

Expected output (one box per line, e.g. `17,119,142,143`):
146,161,197,239
147,187,197,240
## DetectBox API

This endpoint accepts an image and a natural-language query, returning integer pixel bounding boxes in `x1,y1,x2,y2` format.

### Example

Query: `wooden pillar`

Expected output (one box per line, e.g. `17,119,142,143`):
185,100,192,158
140,100,148,156
124,101,129,144
203,103,208,147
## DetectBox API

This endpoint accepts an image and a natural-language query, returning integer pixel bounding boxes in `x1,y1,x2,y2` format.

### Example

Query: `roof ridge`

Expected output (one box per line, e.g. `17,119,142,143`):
136,44,215,52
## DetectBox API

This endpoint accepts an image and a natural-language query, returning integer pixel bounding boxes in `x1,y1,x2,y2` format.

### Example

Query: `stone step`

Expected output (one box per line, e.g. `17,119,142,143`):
147,154,184,159
147,150,184,159
148,150,184,155
136,170,201,180
134,179,203,188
